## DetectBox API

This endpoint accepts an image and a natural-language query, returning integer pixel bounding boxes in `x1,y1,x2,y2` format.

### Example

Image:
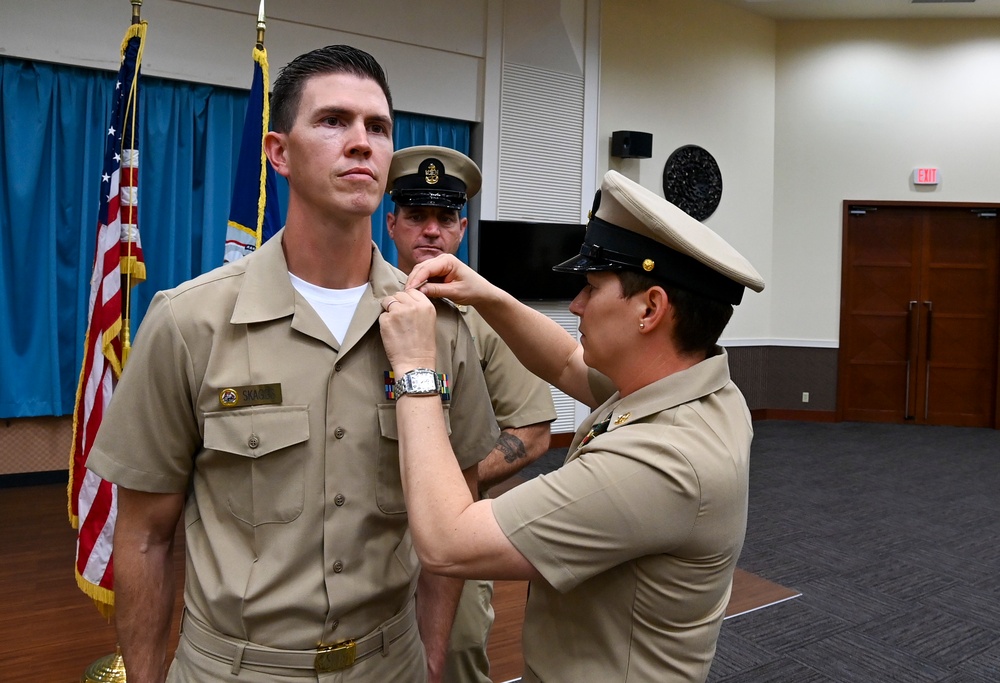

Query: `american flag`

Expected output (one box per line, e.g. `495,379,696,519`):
224,43,281,263
68,20,147,618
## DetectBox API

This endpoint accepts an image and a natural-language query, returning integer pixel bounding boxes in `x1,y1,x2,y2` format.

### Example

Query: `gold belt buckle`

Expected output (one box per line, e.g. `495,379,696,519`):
315,639,357,672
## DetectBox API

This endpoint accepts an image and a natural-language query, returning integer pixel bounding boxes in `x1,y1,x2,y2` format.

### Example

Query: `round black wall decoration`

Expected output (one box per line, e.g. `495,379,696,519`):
662,145,722,220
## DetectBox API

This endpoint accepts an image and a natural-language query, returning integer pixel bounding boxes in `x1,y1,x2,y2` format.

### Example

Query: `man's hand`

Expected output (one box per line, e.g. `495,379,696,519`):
379,288,438,375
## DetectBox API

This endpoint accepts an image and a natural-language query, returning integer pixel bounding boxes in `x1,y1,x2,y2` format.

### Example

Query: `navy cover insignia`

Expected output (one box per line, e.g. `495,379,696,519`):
424,161,440,185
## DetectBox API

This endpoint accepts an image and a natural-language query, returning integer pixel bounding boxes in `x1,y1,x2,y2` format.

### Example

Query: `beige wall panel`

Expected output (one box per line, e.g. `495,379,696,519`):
599,0,776,342
773,20,1000,342
0,417,72,475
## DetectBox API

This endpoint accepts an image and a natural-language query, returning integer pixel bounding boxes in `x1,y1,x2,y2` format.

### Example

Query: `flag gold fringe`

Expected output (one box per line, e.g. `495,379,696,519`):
120,255,147,282
102,317,125,379
68,321,94,528
121,22,146,53
254,45,270,249
67,311,124,528
120,21,146,374
76,566,116,621
119,23,145,287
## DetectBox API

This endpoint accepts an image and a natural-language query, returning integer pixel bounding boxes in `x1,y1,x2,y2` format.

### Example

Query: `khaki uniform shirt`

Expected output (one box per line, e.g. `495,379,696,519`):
492,349,751,683
88,232,498,651
459,306,556,430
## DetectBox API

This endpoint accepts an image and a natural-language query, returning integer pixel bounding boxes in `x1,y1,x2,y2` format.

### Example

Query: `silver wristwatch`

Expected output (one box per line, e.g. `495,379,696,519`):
394,368,442,398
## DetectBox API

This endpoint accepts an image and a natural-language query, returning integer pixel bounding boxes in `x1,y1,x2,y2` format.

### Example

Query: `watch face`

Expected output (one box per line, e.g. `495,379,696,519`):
409,371,439,394
398,369,440,396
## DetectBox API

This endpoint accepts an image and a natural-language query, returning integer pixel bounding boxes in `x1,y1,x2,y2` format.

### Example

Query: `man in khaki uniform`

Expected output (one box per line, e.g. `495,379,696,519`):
87,45,497,683
385,145,557,683
378,169,766,682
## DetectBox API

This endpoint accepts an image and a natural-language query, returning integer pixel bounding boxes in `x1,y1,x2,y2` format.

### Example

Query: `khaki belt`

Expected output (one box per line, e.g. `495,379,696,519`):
181,601,416,675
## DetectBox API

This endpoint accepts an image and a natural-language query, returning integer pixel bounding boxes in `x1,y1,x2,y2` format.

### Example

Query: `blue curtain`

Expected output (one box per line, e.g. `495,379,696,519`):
0,57,248,418
0,56,470,419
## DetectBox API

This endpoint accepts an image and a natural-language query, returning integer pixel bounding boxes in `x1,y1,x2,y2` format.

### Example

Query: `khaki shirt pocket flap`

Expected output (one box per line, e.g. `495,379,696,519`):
204,405,310,458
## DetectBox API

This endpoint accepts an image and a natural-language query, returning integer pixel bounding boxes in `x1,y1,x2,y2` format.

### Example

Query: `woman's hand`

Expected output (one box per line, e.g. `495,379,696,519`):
379,288,438,375
407,254,496,307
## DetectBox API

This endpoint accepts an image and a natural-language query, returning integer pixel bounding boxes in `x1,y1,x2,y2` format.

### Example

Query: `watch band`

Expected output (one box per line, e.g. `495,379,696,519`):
394,368,442,398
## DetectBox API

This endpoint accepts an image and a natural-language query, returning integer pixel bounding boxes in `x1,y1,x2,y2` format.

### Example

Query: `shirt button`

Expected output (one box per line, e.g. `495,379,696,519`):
248,434,260,449
334,427,346,439
333,561,344,573
334,494,346,506
335,362,343,372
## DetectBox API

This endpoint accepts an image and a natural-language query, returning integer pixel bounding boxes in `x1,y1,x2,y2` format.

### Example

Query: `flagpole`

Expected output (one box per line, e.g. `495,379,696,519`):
257,0,266,49
224,0,280,262
121,0,144,367
84,0,139,675
255,0,268,252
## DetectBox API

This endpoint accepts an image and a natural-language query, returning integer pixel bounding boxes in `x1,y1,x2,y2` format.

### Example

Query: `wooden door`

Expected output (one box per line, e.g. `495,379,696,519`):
838,203,1000,427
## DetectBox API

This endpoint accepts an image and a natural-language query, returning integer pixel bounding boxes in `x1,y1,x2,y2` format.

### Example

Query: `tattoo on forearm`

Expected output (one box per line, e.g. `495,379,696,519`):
496,432,527,464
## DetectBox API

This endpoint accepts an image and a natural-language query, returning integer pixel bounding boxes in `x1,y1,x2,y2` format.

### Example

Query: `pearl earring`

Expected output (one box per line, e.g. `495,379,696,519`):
639,322,645,330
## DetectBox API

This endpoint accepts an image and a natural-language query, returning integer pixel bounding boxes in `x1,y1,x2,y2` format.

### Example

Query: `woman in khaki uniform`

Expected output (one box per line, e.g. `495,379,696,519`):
378,170,765,682
385,145,558,683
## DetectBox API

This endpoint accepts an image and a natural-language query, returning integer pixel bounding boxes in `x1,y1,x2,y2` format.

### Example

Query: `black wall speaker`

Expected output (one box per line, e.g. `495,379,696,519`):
611,130,653,159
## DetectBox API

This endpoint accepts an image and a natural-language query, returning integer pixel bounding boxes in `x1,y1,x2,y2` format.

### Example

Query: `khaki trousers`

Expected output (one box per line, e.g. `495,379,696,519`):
444,579,495,683
167,613,427,683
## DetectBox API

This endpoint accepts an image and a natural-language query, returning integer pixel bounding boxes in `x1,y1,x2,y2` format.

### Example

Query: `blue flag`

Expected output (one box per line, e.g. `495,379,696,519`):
224,46,281,263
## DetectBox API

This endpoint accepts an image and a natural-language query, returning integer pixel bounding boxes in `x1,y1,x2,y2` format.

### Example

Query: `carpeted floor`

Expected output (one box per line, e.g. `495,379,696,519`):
525,421,1000,682
711,420,1000,682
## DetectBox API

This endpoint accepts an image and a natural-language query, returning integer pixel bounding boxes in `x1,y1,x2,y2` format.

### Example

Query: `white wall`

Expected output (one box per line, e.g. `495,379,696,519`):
478,0,601,221
0,0,485,121
772,19,1000,344
600,3,1000,348
599,0,777,343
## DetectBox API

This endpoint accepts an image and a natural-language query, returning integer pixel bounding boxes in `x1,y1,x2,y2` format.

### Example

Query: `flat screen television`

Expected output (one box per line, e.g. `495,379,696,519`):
476,220,587,301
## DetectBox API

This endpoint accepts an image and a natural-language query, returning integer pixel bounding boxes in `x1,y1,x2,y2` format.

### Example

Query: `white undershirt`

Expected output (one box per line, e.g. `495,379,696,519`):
288,273,367,344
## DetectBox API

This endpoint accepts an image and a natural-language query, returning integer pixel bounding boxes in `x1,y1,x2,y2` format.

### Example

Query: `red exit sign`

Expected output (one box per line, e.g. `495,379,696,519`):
913,167,939,185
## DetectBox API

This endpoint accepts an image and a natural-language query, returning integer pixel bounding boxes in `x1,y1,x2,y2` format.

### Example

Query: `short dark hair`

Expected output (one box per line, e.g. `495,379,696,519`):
618,271,733,356
270,45,393,133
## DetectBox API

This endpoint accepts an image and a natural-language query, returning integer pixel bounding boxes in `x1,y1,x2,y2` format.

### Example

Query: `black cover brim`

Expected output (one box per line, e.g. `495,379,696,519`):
551,252,619,273
390,189,467,211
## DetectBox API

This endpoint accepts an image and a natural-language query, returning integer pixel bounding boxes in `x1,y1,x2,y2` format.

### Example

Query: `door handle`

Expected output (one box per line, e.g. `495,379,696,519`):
924,301,933,361
905,301,917,420
924,301,933,419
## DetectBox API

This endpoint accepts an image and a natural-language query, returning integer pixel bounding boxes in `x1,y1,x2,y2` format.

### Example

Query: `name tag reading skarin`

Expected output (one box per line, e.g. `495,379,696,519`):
218,383,282,408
